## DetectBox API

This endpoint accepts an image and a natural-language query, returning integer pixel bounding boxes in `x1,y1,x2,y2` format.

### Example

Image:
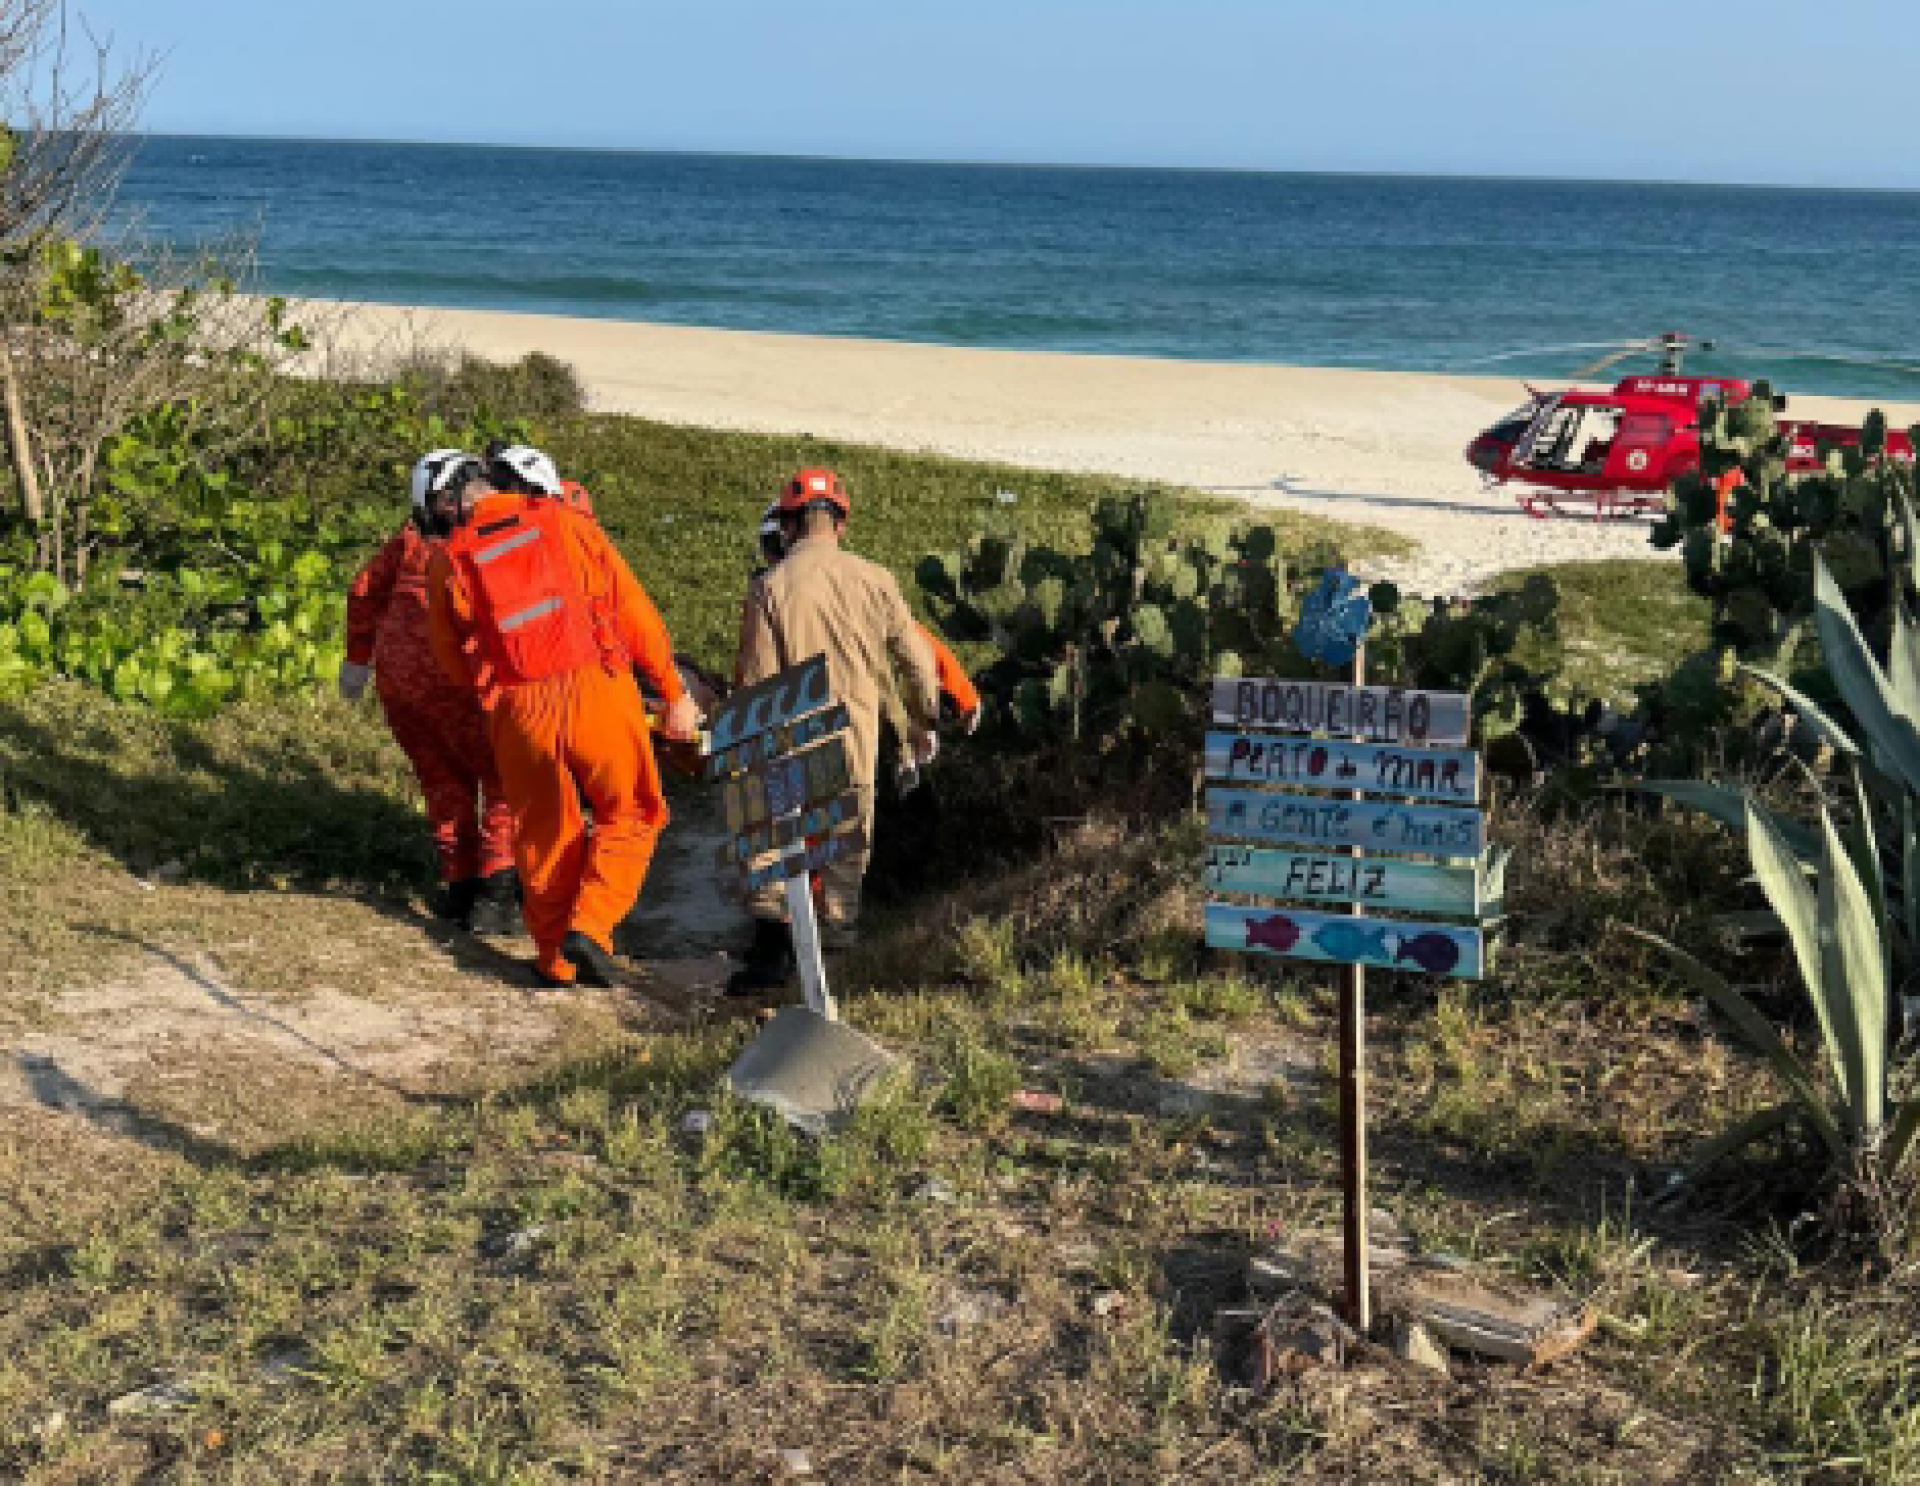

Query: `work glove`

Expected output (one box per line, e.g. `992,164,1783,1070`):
960,705,981,737
912,728,940,767
337,661,372,702
662,691,703,743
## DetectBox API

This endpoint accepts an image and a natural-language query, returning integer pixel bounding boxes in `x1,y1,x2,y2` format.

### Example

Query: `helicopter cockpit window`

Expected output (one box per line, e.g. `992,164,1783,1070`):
1487,406,1537,446
1521,404,1621,473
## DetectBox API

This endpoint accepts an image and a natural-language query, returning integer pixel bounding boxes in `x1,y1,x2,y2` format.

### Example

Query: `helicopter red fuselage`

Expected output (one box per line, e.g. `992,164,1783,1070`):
1466,374,1915,518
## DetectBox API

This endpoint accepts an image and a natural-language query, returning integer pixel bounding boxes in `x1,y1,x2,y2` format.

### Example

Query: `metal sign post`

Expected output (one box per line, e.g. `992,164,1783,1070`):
706,654,895,1133
784,863,836,1022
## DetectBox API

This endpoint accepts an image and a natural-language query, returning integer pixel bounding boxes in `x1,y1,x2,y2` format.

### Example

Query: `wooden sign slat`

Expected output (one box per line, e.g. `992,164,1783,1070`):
1211,677,1470,747
717,789,863,868
741,826,868,892
706,703,850,781
1207,787,1483,858
722,735,854,835
1204,843,1482,917
1205,731,1479,804
707,654,831,753
1206,903,1483,980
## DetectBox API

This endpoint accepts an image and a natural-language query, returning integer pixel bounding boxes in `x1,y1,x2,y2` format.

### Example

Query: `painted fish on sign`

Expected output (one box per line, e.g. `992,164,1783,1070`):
1207,788,1483,857
1204,843,1483,917
1205,903,1483,980
1204,731,1480,804
1210,678,1470,748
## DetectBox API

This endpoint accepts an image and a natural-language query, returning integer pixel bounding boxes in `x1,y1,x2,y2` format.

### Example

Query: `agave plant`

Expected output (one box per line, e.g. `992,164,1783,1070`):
1632,535,1920,1184
1629,797,1919,1180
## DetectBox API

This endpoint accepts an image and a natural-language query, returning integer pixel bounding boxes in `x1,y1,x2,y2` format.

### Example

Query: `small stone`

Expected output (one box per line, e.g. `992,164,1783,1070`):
484,1224,548,1264
1256,1298,1358,1382
776,1447,814,1477
1392,1318,1452,1377
1010,1089,1062,1115
258,1349,312,1386
31,1409,67,1441
935,1287,1006,1334
109,1376,204,1417
1091,1290,1127,1319
911,1176,956,1205
680,1109,714,1137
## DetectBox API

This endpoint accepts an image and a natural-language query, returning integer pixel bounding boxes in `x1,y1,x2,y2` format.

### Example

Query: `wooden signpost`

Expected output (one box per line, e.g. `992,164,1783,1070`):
705,653,860,1022
1205,641,1498,1335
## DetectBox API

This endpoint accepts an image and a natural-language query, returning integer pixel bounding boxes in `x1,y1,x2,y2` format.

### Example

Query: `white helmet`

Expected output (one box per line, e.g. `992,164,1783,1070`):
490,444,563,497
410,448,476,510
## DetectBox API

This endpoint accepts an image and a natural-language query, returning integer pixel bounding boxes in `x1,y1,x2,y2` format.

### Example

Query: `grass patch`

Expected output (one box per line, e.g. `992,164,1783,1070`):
1492,557,1711,702
2,794,1915,1481
547,410,1404,671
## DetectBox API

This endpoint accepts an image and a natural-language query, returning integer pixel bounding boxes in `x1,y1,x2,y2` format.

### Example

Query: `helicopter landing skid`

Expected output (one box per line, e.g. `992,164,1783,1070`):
1513,487,1660,522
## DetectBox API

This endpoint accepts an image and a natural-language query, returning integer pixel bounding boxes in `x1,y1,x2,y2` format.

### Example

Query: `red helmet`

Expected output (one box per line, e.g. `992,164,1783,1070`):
776,467,849,517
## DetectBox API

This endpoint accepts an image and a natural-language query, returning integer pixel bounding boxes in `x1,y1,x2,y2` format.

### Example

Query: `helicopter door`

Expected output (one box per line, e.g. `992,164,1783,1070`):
1610,412,1671,482
1510,394,1562,472
1516,401,1618,474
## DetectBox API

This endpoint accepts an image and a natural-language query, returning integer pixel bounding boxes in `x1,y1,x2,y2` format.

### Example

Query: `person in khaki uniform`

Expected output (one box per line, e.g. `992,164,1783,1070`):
729,468,939,992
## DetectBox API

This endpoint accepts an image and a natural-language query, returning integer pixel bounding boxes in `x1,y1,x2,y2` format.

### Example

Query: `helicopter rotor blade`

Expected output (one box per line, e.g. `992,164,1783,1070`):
1712,343,1920,378
1449,339,1655,370
1572,343,1660,380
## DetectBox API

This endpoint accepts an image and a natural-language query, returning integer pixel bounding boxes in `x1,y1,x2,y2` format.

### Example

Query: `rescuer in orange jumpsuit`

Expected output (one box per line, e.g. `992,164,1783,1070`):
339,449,518,932
485,441,597,520
427,473,700,988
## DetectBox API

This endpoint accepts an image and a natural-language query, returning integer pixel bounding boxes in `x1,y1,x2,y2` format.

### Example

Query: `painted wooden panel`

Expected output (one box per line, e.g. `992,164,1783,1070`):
1210,677,1470,747
1204,731,1480,804
706,654,831,753
717,789,863,868
1203,843,1482,916
1206,903,1483,980
706,703,850,781
722,735,854,835
741,827,868,892
1207,788,1483,857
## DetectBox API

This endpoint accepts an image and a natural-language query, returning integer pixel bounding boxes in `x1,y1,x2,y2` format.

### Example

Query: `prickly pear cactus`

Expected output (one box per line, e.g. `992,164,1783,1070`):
1650,383,1919,665
917,491,1581,776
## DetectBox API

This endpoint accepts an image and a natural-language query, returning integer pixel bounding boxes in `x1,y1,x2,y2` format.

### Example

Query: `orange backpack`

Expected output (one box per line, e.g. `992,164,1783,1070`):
444,498,604,688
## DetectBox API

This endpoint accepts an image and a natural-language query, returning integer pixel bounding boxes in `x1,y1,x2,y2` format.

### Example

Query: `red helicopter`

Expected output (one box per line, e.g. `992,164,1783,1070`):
1463,332,1917,520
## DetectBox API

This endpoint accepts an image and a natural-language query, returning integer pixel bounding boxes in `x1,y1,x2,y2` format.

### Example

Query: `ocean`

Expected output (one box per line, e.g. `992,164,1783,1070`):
112,135,1920,400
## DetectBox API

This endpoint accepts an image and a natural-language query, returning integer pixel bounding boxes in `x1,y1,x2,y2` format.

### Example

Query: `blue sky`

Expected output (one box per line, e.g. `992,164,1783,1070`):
72,0,1920,187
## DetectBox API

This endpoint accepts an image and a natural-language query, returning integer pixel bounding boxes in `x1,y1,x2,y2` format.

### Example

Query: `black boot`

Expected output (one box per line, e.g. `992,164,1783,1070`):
468,869,521,936
433,878,481,928
561,929,620,989
726,918,794,998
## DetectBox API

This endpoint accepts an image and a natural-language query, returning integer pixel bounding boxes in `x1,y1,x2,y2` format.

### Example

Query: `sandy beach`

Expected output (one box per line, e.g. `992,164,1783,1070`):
322,301,1920,593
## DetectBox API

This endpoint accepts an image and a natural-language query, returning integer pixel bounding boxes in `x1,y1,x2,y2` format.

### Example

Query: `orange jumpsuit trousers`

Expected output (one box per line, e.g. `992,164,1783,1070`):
430,496,684,984
346,524,515,885
489,663,667,979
